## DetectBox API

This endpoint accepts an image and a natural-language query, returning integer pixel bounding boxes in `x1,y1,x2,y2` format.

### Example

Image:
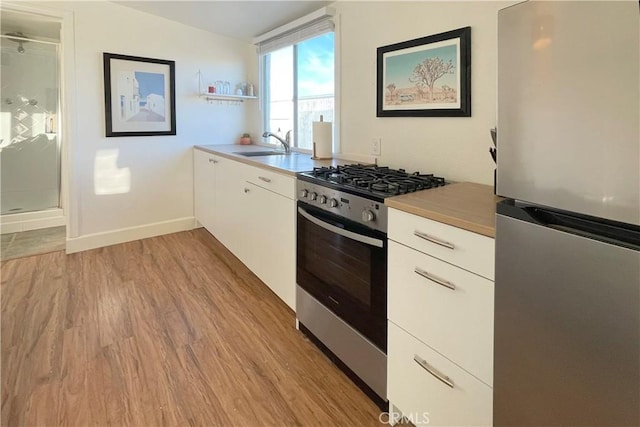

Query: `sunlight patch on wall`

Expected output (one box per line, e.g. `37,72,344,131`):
94,149,131,195
0,112,11,149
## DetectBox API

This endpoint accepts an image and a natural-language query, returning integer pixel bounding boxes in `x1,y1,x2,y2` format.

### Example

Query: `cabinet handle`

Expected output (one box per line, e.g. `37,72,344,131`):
244,188,250,193
413,355,454,388
414,267,456,291
258,176,271,183
208,158,218,164
413,230,455,250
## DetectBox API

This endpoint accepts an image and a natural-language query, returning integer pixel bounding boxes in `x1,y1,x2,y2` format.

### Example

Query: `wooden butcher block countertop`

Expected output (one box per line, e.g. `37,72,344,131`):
385,182,502,238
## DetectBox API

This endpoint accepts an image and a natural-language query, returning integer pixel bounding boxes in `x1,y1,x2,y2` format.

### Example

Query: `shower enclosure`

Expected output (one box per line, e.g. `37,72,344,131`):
0,33,61,217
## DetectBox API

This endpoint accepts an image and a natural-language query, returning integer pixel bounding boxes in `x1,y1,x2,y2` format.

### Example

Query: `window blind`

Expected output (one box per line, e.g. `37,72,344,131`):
256,14,334,55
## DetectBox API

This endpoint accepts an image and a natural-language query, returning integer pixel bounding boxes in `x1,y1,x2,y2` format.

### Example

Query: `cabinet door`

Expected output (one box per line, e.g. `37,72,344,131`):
243,182,296,310
388,240,494,386
213,156,251,260
389,208,495,280
245,167,295,199
193,150,216,232
388,322,493,427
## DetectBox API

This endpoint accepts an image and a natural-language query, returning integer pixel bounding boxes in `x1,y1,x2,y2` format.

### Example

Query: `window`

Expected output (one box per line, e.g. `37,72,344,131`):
259,17,334,152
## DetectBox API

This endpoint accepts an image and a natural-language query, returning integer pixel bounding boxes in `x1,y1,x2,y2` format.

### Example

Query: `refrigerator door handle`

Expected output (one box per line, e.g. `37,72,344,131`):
525,206,640,250
498,201,640,250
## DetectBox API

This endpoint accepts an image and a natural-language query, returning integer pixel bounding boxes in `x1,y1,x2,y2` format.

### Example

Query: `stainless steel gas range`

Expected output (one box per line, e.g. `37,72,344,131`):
295,164,446,409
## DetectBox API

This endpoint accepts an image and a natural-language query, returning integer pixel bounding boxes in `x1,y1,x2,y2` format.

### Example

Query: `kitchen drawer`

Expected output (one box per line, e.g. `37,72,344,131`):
245,165,295,199
388,240,494,386
388,321,493,427
388,208,495,280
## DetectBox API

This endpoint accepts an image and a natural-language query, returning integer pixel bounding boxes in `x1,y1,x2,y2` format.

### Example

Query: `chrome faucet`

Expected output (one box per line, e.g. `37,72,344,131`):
262,130,291,154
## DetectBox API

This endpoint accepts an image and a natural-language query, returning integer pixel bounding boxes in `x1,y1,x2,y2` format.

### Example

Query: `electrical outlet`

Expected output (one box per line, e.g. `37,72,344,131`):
371,138,382,156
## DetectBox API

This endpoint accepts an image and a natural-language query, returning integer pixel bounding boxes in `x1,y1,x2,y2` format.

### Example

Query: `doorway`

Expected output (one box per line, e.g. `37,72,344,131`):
0,9,65,260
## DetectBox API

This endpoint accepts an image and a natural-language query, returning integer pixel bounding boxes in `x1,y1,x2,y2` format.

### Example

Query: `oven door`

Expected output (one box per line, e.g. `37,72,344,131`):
297,201,387,352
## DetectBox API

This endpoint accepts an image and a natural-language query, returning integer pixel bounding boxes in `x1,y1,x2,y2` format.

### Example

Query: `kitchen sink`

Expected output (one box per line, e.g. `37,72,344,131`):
235,150,289,157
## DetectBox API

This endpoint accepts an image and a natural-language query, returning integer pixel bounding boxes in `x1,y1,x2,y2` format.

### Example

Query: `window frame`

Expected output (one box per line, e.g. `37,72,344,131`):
258,18,336,155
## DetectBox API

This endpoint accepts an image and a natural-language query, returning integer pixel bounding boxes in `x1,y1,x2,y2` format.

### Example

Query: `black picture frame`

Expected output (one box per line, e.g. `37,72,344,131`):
103,53,176,137
376,27,471,117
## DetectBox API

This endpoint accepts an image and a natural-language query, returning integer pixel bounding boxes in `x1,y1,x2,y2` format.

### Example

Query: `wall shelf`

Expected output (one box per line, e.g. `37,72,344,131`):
197,69,256,104
199,92,257,102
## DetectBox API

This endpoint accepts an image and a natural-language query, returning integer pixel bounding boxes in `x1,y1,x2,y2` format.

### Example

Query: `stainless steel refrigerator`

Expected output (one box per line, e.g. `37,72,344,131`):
495,1,640,426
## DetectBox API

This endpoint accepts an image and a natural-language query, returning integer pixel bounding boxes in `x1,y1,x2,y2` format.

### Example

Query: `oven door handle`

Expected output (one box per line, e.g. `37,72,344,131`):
298,207,384,248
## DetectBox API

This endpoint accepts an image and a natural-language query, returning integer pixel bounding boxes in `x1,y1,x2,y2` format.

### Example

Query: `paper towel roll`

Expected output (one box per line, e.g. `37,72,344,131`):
312,121,333,159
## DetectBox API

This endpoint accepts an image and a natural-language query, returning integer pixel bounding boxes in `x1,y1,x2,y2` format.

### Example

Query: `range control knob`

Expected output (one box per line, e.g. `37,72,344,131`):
319,195,328,204
329,198,339,208
300,189,309,198
362,209,375,222
309,192,318,201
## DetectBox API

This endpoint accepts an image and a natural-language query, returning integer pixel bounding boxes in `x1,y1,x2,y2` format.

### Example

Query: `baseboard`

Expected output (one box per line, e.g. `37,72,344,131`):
1,208,65,234
66,217,197,254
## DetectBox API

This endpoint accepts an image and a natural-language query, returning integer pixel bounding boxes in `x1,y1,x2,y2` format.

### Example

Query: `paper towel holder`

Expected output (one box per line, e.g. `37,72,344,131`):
312,144,332,160
311,115,333,160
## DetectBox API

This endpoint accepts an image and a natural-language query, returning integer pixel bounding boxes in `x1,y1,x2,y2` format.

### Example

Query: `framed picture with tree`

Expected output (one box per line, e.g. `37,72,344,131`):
376,27,471,117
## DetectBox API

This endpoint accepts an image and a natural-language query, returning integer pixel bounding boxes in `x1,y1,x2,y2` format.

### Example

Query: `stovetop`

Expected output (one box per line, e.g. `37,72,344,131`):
297,164,446,200
297,165,446,233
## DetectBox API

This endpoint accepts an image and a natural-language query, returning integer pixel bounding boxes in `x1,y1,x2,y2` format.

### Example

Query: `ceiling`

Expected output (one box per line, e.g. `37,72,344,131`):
114,1,333,42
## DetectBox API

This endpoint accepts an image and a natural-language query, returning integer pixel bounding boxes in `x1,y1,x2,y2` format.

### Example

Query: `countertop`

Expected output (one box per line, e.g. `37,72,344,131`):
385,182,502,238
194,144,344,176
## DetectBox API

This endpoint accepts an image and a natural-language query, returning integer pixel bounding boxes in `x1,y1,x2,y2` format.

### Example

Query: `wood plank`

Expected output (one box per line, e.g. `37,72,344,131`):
2,252,68,426
1,229,383,425
56,326,94,426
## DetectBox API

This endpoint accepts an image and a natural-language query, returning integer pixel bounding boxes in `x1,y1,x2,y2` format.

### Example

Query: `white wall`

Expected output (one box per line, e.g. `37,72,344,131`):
336,1,514,185
3,0,510,250
24,1,254,247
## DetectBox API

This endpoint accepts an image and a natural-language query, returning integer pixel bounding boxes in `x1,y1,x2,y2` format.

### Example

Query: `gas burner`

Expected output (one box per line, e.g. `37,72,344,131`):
302,164,446,198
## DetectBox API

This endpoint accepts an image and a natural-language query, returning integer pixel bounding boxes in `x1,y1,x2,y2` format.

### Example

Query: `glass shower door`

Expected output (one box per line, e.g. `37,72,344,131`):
0,36,60,215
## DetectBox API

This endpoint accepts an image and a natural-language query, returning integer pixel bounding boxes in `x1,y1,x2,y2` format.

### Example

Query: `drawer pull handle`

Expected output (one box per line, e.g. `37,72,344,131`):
258,176,271,183
414,355,454,388
414,267,456,291
244,188,250,193
208,158,218,163
413,230,455,250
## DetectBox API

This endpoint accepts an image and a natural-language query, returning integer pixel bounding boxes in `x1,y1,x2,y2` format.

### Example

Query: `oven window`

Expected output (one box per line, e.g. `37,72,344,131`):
302,227,372,307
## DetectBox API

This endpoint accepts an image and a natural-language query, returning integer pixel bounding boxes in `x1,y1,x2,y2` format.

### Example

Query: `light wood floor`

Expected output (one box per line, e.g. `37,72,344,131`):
1,228,386,426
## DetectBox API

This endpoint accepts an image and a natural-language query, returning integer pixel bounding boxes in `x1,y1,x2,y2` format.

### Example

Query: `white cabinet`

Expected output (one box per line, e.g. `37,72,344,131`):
239,164,295,310
193,150,250,255
213,156,252,260
389,208,495,280
193,148,295,311
388,240,494,386
242,181,295,309
387,207,495,426
388,322,493,427
245,166,295,198
193,149,217,231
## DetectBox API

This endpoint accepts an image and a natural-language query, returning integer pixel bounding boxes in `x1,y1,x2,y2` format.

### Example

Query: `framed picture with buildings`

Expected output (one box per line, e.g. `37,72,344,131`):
103,53,176,137
377,27,471,117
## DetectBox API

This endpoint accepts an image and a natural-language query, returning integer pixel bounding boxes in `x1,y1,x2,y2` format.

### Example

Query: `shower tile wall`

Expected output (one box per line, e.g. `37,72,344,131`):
0,38,60,215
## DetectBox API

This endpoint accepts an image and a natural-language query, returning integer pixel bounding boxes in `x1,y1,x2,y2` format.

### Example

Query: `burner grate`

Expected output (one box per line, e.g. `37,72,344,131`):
307,164,446,196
